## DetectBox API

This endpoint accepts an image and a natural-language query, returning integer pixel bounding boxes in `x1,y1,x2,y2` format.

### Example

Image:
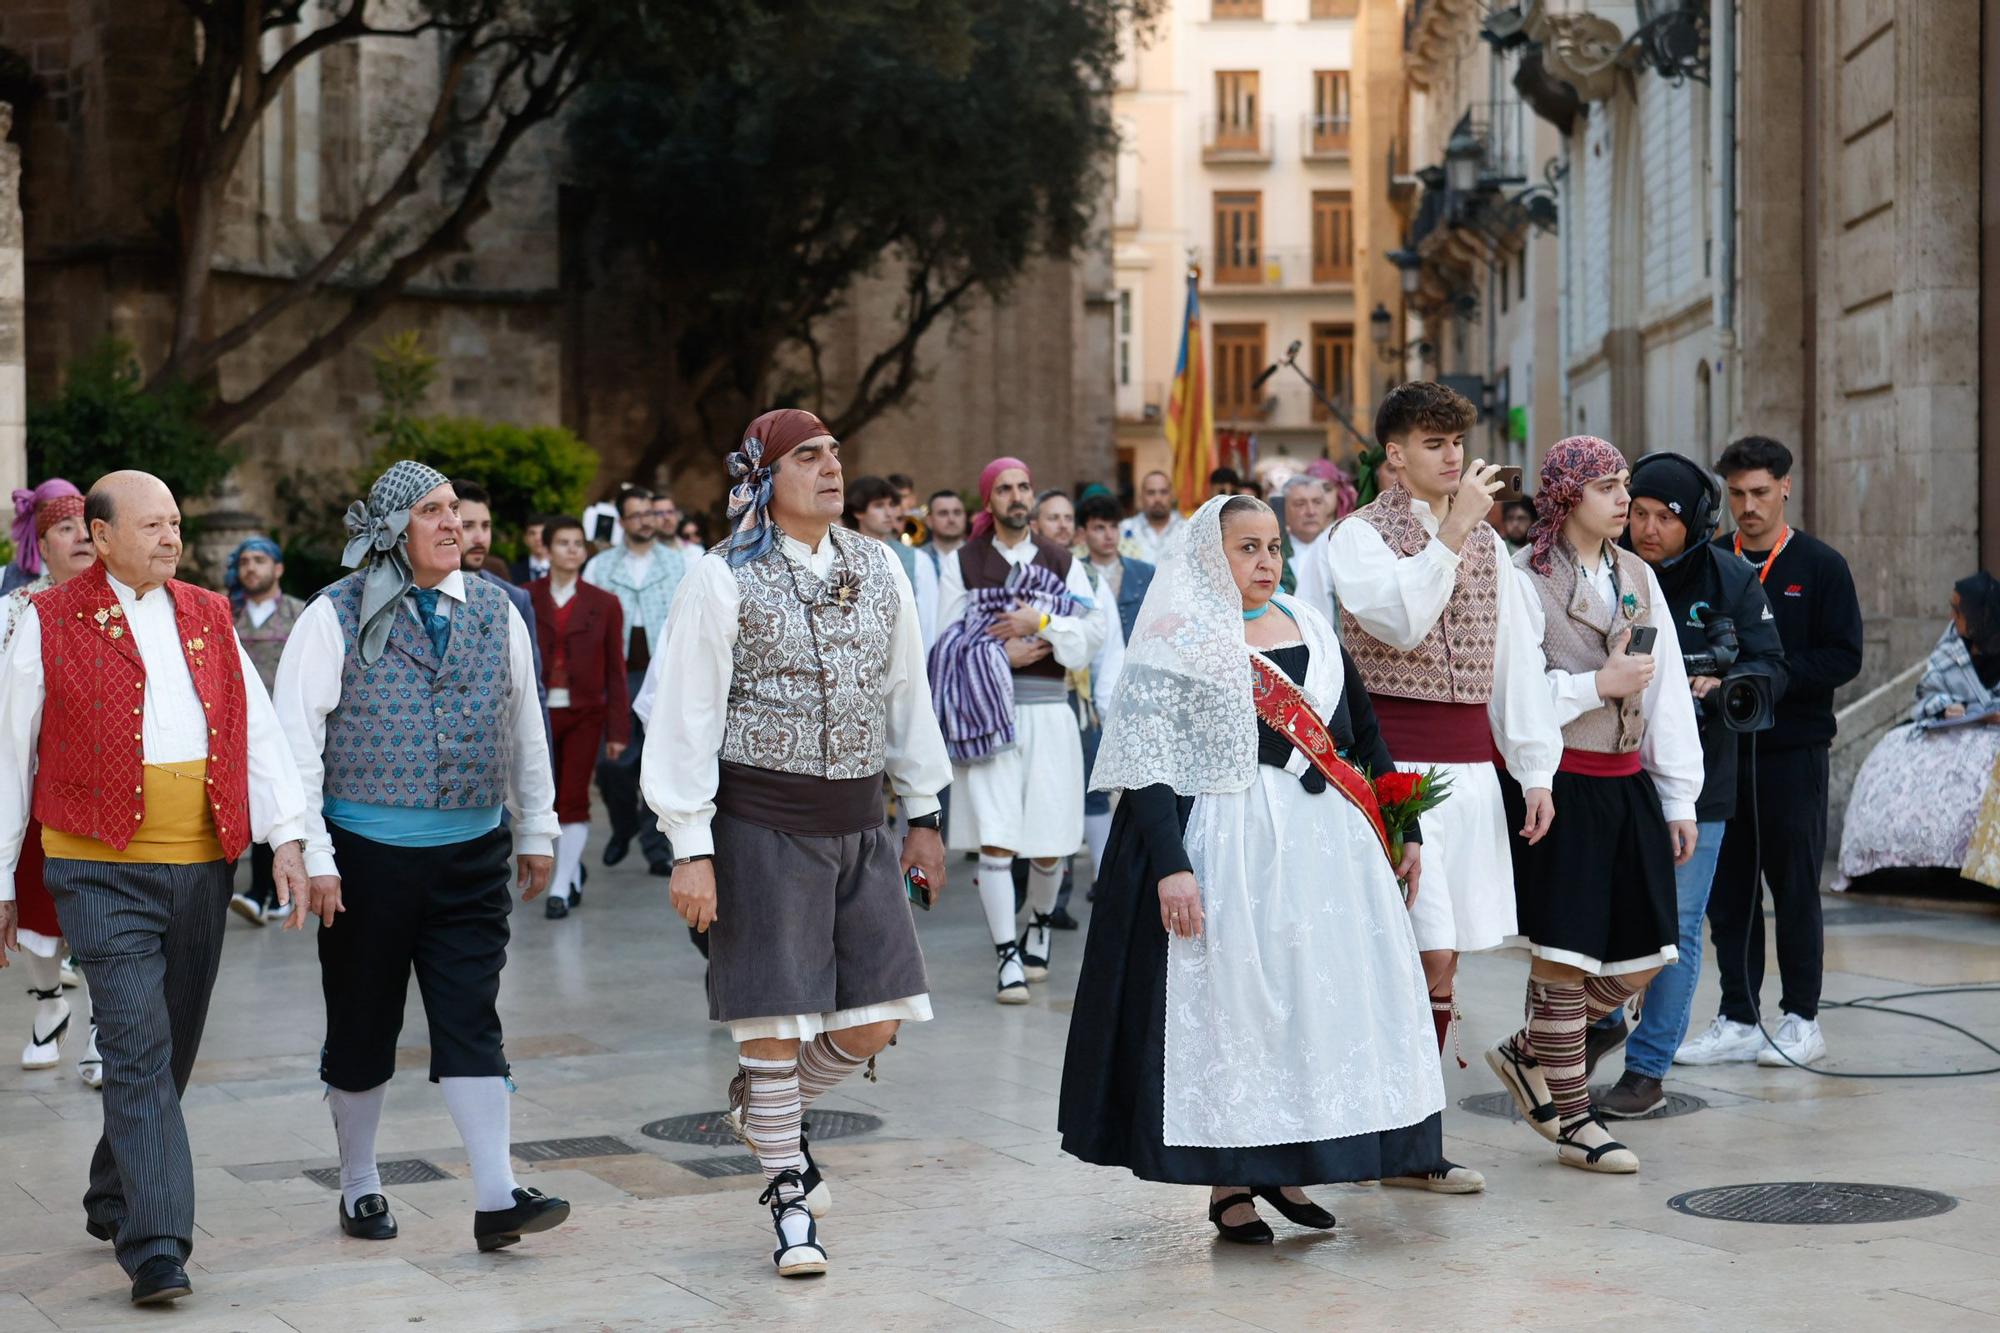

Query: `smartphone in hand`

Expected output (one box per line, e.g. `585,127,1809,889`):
1625,625,1659,656
905,866,933,911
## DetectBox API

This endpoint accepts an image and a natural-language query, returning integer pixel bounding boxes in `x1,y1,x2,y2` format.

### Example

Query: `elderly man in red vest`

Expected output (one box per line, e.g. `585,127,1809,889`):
0,471,309,1307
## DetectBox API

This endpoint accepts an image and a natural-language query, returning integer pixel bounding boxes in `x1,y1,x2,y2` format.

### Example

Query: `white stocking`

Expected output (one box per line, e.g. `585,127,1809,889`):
441,1076,521,1211
1084,812,1112,878
327,1083,388,1211
976,854,1017,946
551,823,588,902
1026,859,1063,915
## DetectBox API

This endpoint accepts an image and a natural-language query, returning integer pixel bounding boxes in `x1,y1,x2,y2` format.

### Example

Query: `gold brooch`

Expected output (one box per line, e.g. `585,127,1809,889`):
109,606,123,619
94,608,109,625
109,626,124,640
188,637,205,653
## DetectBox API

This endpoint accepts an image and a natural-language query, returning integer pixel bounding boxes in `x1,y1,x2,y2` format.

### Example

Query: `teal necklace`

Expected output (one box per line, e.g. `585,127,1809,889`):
1242,602,1271,621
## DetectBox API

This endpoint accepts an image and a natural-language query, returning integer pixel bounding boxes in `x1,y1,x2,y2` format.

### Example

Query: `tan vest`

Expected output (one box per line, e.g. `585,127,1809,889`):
1339,485,1499,703
1530,543,1653,754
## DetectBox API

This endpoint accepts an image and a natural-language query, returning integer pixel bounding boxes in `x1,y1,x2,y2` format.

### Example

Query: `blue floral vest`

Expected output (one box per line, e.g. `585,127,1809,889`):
320,571,513,808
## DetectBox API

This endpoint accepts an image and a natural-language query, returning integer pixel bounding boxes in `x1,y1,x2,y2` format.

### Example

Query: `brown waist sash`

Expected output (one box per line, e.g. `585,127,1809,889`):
715,761,885,837
1248,655,1393,866
1369,696,1494,764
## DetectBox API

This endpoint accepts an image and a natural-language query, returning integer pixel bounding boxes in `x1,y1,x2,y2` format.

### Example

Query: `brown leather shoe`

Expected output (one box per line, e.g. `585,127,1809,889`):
1597,1069,1665,1119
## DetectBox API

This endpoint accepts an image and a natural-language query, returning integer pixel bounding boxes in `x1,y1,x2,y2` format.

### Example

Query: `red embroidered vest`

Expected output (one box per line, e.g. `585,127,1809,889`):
1339,485,1500,704
33,563,252,862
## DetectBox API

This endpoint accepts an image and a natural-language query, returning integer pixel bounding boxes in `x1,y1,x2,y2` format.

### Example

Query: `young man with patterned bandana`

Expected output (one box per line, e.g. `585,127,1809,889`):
1327,381,1563,1195
274,462,568,1255
644,410,950,1279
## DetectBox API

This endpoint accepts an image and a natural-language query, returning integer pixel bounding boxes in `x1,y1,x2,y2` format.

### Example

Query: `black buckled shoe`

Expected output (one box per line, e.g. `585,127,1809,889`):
339,1192,398,1240
601,836,631,867
1254,1187,1337,1230
1206,1191,1273,1245
129,1256,192,1305
544,895,570,920
473,1186,571,1252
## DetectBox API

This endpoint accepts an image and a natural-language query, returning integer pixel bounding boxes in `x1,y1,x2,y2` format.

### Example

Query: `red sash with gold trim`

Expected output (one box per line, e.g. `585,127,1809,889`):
1249,654,1394,866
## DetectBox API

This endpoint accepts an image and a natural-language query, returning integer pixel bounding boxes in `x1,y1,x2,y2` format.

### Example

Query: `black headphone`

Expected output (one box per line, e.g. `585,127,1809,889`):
1630,451,1721,544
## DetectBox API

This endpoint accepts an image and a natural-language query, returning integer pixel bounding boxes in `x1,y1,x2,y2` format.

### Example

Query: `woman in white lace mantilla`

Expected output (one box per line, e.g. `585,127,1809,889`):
1057,496,1444,1244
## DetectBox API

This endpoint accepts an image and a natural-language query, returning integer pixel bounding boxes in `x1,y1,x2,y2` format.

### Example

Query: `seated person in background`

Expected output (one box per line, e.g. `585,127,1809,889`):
1836,572,2000,890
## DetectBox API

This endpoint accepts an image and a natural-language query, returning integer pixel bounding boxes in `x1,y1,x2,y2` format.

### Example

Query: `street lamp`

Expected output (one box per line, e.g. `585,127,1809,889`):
1369,302,1406,364
1445,126,1484,195
1386,246,1423,295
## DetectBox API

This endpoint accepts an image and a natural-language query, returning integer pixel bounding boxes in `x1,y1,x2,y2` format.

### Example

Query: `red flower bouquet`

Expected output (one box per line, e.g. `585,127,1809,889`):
1373,767,1453,862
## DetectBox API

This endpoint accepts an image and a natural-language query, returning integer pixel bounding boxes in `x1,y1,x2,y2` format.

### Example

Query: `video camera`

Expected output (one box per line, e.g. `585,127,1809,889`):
1685,611,1776,733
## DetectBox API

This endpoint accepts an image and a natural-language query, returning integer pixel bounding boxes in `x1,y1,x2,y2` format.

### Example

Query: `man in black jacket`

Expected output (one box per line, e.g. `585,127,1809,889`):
1588,453,1788,1116
1677,437,1863,1070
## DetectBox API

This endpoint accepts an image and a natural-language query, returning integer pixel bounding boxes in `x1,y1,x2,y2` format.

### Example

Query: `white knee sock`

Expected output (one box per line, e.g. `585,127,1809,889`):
441,1076,521,1211
976,854,1017,946
1084,812,1112,878
327,1083,388,1211
552,823,588,901
23,951,66,1037
1026,859,1063,916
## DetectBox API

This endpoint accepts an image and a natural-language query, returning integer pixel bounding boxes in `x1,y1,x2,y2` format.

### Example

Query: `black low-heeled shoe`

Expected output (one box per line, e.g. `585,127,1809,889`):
339,1192,398,1240
474,1186,570,1252
1254,1187,1337,1230
1207,1191,1274,1245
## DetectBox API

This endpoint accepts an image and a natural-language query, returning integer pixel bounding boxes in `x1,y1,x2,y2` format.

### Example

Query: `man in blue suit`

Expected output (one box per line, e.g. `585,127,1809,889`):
1076,491,1154,886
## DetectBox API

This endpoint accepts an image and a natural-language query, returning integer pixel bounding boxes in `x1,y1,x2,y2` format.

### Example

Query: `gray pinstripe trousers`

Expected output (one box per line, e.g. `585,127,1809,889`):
46,857,232,1274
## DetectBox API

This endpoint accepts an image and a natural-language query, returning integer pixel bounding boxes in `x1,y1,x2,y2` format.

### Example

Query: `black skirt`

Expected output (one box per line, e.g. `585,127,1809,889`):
1498,766,1678,974
1057,783,1443,1187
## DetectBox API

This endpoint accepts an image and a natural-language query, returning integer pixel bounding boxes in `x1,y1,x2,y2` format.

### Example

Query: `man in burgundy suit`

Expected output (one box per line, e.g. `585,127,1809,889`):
0,471,310,1306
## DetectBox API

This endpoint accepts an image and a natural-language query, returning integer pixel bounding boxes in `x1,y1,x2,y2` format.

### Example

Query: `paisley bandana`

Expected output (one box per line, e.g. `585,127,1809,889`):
342,459,450,665
720,408,833,568
1526,435,1626,576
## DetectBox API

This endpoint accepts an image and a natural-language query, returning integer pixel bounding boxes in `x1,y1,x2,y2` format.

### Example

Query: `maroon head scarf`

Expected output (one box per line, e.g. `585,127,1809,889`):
1526,435,1627,576
971,456,1031,542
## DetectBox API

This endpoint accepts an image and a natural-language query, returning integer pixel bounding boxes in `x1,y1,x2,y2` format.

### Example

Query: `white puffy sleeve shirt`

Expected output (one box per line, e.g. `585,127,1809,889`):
933,537,1107,672
641,535,952,860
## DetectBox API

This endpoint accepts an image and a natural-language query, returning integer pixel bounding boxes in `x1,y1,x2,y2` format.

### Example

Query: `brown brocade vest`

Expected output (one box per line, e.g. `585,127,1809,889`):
956,532,1073,681
721,527,899,781
1338,486,1499,703
1529,542,1653,754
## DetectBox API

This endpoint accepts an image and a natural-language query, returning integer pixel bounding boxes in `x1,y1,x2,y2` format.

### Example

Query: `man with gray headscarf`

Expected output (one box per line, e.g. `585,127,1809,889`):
273,461,568,1253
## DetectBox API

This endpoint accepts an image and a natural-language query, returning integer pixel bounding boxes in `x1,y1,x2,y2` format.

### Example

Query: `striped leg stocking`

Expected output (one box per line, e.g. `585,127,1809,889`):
796,1034,868,1109
1582,974,1641,1025
1525,980,1592,1126
735,1056,806,1200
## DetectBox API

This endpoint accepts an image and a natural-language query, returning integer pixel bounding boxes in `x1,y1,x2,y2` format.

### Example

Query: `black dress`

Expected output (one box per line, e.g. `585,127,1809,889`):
1057,642,1443,1186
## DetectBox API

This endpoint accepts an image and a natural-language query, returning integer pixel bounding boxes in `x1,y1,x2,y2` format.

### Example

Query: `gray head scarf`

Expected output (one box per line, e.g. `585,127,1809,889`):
342,459,450,665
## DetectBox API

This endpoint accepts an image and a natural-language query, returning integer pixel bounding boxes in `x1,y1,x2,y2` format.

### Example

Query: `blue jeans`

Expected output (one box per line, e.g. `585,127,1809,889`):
1595,819,1726,1079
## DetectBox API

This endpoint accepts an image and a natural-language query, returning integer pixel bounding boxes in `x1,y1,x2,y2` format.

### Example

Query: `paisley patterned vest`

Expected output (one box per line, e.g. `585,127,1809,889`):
1530,543,1654,754
320,571,512,808
1339,485,1500,703
721,527,899,780
33,563,252,861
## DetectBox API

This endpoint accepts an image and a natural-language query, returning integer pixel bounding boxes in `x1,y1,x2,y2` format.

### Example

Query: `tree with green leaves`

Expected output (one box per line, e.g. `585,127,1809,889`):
567,0,1157,478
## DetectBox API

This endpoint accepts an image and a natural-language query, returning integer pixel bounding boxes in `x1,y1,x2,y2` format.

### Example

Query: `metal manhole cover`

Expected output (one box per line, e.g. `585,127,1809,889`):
512,1135,638,1162
1668,1182,1957,1225
303,1158,451,1189
639,1109,883,1147
1459,1087,1709,1123
674,1155,765,1179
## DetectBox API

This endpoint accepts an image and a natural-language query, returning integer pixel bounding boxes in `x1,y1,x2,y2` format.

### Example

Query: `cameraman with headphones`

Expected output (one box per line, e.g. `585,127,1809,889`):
1587,452,1788,1117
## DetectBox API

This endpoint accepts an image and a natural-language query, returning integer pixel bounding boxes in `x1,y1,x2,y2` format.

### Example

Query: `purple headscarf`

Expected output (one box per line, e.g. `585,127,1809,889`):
11,479,82,576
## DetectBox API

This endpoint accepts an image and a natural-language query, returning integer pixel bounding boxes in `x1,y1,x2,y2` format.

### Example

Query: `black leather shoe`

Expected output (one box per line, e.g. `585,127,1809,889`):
339,1193,398,1240
84,1216,117,1243
1254,1187,1337,1230
1046,907,1080,930
601,836,631,867
544,896,570,920
130,1256,192,1305
1207,1192,1273,1244
1584,1015,1629,1079
647,859,673,877
474,1186,570,1252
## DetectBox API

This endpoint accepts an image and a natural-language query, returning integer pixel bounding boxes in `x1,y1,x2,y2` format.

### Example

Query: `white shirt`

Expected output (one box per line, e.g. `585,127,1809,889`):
641,531,951,860
273,569,558,879
912,544,942,650
243,596,280,629
1511,546,1706,822
1287,526,1336,624
1120,511,1185,565
933,532,1108,674
1328,500,1563,790
0,572,310,900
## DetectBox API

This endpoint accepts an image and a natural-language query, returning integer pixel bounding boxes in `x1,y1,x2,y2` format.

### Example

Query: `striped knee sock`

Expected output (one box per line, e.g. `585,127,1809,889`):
1525,980,1591,1126
737,1056,805,1199
796,1034,867,1109
1582,973,1640,1025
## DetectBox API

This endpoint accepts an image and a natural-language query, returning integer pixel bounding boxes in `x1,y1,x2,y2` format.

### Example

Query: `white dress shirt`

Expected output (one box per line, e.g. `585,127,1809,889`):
243,596,280,629
274,569,558,879
1120,512,1185,565
933,531,1108,674
1328,500,1563,790
0,572,310,900
642,531,951,860
1288,525,1337,625
912,544,942,650
1511,546,1706,822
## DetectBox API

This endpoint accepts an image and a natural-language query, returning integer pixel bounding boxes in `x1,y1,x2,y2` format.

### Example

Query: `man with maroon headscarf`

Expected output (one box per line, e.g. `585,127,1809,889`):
644,409,949,1279
931,457,1107,1004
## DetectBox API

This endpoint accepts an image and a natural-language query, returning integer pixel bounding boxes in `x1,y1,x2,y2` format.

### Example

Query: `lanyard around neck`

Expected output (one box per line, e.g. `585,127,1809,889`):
1734,524,1792,585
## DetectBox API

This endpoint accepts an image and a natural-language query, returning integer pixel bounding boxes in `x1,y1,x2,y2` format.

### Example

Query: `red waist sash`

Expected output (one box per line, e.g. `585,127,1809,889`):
1248,655,1393,866
1558,748,1643,778
1370,696,1494,765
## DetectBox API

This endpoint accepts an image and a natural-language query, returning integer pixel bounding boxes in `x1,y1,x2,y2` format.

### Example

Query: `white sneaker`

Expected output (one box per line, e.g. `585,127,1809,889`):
229,893,267,926
22,991,70,1070
1756,1013,1826,1067
259,900,293,925
1674,1015,1763,1066
77,1023,102,1090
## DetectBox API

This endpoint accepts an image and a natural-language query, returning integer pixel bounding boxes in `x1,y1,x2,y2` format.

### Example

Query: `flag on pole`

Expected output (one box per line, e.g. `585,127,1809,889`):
1165,264,1214,514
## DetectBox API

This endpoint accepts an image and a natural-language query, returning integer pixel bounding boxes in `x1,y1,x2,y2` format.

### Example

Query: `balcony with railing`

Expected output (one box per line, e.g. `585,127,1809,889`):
1301,113,1351,160
1200,247,1358,292
1118,380,1165,424
1201,114,1275,163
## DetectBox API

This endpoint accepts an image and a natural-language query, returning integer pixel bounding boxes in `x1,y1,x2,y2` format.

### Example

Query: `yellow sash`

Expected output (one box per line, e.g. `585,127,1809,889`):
42,760,224,864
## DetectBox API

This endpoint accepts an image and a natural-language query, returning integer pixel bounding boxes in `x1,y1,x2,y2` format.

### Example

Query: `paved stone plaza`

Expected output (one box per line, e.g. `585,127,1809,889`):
2,856,1999,1331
